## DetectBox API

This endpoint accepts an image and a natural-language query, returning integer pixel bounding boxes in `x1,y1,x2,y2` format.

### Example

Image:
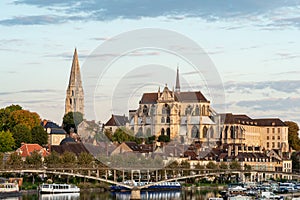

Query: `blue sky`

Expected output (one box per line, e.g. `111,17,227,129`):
0,0,300,126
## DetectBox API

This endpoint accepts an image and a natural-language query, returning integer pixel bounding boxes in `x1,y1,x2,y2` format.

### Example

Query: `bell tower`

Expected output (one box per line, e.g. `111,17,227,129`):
65,48,84,115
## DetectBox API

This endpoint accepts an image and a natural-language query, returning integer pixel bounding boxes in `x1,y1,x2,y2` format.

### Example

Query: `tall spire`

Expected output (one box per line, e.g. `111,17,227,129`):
175,67,180,92
65,48,84,115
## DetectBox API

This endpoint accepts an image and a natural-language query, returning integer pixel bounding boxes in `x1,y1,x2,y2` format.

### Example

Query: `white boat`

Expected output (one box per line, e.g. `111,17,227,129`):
39,183,80,194
0,182,21,198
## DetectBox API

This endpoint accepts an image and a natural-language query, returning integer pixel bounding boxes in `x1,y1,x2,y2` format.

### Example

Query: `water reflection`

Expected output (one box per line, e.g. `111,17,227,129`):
39,193,80,200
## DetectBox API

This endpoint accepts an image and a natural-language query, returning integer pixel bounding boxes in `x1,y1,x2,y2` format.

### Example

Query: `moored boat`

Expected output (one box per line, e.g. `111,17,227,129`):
110,181,181,191
0,182,21,198
39,183,80,194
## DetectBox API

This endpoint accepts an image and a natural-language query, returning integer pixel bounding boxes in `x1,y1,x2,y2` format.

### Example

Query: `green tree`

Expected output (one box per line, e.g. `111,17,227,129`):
44,151,61,168
206,161,218,169
0,130,15,152
0,152,4,169
0,104,22,131
77,152,94,167
229,160,242,170
31,125,48,146
285,121,300,151
25,150,42,168
6,152,23,168
112,128,139,143
12,124,31,148
244,164,252,171
62,112,84,133
219,162,228,170
158,135,170,143
9,109,40,130
61,151,76,167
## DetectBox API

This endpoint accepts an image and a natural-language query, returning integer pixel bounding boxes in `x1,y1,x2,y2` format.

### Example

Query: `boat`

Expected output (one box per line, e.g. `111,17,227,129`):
110,181,181,191
0,182,21,198
38,183,80,194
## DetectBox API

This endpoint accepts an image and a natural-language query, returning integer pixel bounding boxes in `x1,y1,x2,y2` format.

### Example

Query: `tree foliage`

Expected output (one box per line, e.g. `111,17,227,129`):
61,151,76,167
285,121,300,151
230,160,242,170
77,152,94,167
44,151,61,167
9,109,40,130
206,161,218,169
31,125,48,146
12,124,31,148
0,130,15,152
0,104,22,131
62,112,84,133
7,152,23,168
0,153,4,169
219,162,228,170
111,128,141,144
158,135,170,143
25,150,42,168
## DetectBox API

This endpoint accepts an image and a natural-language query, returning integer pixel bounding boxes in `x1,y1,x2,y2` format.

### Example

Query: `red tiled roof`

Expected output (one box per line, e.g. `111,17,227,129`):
105,115,129,126
17,143,48,157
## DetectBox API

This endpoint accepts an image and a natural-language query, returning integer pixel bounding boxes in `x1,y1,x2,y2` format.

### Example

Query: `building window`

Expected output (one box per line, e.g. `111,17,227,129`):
72,90,74,96
278,128,280,133
69,98,72,105
278,136,280,140
161,128,165,136
267,128,269,133
161,117,165,123
202,126,208,138
166,116,170,123
192,125,199,138
278,142,280,148
272,136,275,140
272,142,275,148
272,128,275,133
267,142,269,148
195,106,200,116
267,136,269,140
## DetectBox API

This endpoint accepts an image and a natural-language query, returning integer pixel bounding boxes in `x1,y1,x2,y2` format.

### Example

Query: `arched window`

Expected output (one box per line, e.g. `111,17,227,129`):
143,105,148,116
224,126,228,139
206,105,210,115
203,126,208,138
150,104,155,116
185,105,192,115
192,125,199,138
166,128,170,138
166,116,170,123
201,105,205,116
161,128,165,136
72,90,74,96
166,104,170,115
146,128,151,136
69,98,72,105
195,106,200,116
230,126,234,139
161,117,165,123
209,127,214,138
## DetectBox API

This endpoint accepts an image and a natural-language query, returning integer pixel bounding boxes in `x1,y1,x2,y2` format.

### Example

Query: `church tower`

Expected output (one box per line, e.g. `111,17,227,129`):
175,67,180,92
65,48,84,115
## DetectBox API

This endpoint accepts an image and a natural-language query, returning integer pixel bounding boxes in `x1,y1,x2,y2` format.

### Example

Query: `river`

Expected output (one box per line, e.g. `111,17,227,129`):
14,189,221,200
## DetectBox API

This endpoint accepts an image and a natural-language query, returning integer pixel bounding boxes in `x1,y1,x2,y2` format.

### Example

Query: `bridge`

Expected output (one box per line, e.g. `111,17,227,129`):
1,167,299,199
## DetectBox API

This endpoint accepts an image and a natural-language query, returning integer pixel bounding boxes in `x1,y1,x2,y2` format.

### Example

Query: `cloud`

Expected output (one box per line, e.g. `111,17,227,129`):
225,80,300,94
235,97,300,112
4,0,299,28
0,89,62,96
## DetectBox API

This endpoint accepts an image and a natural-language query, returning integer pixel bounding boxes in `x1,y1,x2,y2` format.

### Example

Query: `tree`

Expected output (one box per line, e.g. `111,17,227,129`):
158,135,170,143
0,104,22,131
25,150,42,168
6,152,23,168
0,130,15,152
229,160,242,170
285,121,300,151
62,112,83,133
77,152,94,167
12,124,31,148
44,151,61,167
111,128,142,144
219,162,228,170
9,109,40,131
31,125,48,146
61,151,76,167
206,161,218,169
0,153,4,169
244,164,252,171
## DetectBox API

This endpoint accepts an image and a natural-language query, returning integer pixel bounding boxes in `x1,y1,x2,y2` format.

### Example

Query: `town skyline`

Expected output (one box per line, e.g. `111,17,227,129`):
0,1,299,126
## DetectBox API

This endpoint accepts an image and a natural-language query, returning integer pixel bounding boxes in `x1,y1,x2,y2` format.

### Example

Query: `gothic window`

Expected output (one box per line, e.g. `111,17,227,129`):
69,99,72,105
166,104,170,115
146,128,151,136
166,116,170,123
72,90,74,96
224,126,228,139
206,105,210,115
202,126,208,138
161,128,165,136
150,105,155,116
230,126,234,139
166,128,170,138
201,105,205,116
209,127,214,138
192,125,199,138
143,105,148,116
185,105,192,115
195,106,200,116
161,117,165,123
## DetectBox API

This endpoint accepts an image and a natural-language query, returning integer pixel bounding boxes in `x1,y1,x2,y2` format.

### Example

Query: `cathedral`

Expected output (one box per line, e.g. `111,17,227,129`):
65,48,84,115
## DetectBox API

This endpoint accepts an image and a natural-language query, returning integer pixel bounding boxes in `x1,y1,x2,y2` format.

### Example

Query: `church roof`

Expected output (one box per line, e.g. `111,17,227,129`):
105,114,129,126
140,91,209,104
68,48,82,88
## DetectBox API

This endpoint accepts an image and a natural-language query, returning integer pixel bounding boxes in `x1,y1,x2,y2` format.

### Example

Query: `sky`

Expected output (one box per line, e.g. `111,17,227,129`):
0,0,300,126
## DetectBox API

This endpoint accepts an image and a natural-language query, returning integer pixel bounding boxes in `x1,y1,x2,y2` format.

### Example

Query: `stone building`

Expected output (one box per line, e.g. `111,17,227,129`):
65,48,84,115
129,68,215,145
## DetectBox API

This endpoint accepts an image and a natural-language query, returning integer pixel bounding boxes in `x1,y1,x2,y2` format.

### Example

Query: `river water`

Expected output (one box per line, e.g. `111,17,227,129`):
15,189,221,200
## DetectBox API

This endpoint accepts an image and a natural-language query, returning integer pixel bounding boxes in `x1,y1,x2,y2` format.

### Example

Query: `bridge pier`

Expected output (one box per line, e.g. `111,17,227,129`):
130,187,141,200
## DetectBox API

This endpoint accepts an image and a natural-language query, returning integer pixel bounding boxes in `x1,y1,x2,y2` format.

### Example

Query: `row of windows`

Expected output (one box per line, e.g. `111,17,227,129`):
267,128,281,134
266,136,281,140
142,104,209,116
266,142,281,148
